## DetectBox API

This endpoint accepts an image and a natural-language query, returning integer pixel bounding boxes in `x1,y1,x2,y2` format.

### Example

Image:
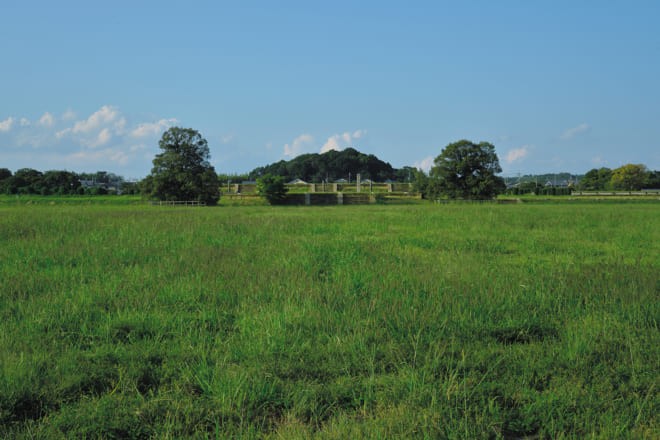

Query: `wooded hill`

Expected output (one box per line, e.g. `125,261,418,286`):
247,148,415,183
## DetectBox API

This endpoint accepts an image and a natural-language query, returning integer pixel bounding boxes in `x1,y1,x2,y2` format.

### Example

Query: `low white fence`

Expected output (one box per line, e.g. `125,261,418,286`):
572,191,660,196
149,201,206,207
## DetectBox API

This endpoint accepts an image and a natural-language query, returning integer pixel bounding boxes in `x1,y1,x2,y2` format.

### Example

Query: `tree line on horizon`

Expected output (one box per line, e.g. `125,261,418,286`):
500,164,660,196
2,161,657,200
0,169,139,196
2,127,658,199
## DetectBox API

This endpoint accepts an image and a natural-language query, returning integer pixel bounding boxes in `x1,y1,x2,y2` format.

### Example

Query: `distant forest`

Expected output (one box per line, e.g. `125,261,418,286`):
2,148,659,196
0,169,137,196
242,148,416,183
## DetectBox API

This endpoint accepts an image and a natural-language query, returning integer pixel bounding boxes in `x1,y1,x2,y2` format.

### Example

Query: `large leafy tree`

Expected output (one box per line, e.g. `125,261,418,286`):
145,127,220,205
580,167,613,191
43,171,81,194
4,168,43,194
429,140,505,200
611,164,647,191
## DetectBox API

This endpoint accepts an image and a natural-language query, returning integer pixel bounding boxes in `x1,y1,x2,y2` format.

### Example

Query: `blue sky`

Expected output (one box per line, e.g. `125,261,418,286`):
1,1,658,179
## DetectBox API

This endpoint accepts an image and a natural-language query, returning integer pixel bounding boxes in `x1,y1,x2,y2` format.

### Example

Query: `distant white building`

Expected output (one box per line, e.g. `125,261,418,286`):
334,178,348,183
287,178,308,184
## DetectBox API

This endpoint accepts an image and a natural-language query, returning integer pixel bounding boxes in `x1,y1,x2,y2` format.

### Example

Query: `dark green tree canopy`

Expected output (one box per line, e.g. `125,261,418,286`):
146,127,220,205
43,170,81,191
248,148,398,183
429,140,505,200
3,168,43,194
645,170,660,189
394,166,417,183
256,174,288,205
411,168,430,198
1,168,84,195
0,168,12,182
579,167,613,191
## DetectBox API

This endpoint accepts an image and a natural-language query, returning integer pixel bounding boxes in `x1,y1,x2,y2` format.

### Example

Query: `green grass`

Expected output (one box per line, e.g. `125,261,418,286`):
0,202,658,439
0,194,144,206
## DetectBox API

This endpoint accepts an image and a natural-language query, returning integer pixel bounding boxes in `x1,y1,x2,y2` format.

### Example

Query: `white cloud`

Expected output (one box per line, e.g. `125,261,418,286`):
0,117,14,132
284,134,314,158
320,129,367,153
114,116,126,133
221,135,234,144
130,118,178,137
591,156,606,166
130,144,147,152
1,106,181,177
355,129,366,137
55,128,71,139
266,142,272,149
321,137,341,153
73,105,122,134
111,151,129,164
505,145,530,164
560,123,589,140
58,106,129,148
67,147,129,165
39,112,54,127
94,128,112,147
414,156,434,173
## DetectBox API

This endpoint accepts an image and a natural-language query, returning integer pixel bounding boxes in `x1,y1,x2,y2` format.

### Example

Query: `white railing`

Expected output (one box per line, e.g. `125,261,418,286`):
571,191,660,196
149,200,206,207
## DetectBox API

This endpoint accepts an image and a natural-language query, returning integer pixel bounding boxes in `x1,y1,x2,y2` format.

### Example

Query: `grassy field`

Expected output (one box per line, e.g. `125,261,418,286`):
0,201,658,439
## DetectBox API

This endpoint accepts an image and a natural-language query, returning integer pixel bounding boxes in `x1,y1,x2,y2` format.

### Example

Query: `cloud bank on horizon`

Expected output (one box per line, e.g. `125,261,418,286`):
0,106,179,178
1,110,655,179
1,106,382,178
